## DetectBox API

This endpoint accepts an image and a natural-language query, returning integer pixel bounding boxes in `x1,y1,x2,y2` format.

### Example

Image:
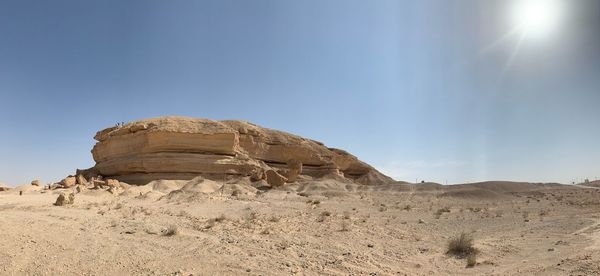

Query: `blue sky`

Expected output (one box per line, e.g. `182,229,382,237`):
1,0,599,185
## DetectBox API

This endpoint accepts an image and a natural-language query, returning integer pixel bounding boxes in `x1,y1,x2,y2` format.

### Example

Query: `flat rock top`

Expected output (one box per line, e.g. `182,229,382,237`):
94,116,313,145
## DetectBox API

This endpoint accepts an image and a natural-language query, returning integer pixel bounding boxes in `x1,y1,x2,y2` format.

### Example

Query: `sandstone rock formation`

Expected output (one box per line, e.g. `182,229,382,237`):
265,170,287,187
59,176,77,188
83,116,393,185
31,180,41,186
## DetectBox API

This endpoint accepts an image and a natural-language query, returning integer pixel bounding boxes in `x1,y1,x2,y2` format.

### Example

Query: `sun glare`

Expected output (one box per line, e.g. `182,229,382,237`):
512,0,563,39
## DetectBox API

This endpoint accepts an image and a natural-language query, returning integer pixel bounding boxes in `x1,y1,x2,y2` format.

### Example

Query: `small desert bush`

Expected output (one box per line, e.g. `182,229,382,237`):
403,205,412,211
434,207,451,219
317,211,332,222
162,225,179,236
260,228,271,235
340,221,350,232
204,214,227,229
447,232,476,258
466,253,477,267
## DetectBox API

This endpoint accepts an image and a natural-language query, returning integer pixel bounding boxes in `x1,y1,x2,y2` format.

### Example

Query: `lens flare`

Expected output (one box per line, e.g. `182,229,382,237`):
512,0,563,39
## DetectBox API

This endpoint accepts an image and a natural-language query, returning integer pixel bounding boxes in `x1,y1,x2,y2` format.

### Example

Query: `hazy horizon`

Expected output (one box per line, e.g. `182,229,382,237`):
1,0,599,185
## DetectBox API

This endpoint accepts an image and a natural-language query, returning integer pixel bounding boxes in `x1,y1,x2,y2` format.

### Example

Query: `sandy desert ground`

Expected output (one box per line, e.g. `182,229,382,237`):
1,178,599,275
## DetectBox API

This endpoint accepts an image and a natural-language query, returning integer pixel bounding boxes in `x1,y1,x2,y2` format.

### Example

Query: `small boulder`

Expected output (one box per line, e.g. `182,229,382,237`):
106,179,119,187
285,159,303,182
92,179,107,189
54,192,75,206
265,170,287,187
59,176,77,188
31,180,41,186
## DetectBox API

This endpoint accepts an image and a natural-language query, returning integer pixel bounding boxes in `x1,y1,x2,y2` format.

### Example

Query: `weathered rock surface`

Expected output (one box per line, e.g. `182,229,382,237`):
54,192,75,206
31,180,41,186
85,116,393,185
59,176,77,188
265,170,287,187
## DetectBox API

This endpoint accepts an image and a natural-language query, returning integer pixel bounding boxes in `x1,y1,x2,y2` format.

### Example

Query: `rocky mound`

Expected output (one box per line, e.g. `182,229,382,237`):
81,116,393,186
0,182,11,191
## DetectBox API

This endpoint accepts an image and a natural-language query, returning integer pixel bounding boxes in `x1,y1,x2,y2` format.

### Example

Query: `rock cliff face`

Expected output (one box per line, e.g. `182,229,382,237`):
86,117,393,185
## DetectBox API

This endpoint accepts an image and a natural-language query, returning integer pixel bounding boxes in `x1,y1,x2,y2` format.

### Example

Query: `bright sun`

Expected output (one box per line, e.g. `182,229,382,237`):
512,0,563,39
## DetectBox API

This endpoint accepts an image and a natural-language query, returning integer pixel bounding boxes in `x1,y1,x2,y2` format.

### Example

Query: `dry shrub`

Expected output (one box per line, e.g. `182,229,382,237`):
162,225,178,236
317,211,331,222
447,232,476,258
466,253,477,267
204,214,227,229
434,207,451,219
340,221,350,232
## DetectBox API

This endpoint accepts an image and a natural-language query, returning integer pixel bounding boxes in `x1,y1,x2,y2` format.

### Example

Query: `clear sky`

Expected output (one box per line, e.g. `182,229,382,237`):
1,0,599,186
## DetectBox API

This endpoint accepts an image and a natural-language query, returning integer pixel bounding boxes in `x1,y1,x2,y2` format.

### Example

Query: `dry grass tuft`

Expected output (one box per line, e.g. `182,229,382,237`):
204,214,227,229
447,232,476,258
466,253,477,267
162,225,178,236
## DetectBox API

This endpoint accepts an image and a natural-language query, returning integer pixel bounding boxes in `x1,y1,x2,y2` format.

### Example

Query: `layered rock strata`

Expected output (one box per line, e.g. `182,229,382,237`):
84,117,393,185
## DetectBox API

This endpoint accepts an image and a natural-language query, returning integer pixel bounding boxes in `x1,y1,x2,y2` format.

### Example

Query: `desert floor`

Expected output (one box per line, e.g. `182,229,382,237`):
1,179,599,275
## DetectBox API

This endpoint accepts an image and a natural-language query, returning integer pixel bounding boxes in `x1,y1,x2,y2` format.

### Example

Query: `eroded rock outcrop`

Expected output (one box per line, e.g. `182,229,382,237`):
84,117,393,185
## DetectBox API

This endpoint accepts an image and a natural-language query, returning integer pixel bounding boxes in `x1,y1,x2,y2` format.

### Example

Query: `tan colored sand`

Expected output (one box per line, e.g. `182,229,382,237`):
1,180,599,275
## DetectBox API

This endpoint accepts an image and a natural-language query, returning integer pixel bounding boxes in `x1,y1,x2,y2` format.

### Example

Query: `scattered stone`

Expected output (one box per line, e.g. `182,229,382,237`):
106,179,120,187
265,170,287,187
93,179,107,189
59,176,77,188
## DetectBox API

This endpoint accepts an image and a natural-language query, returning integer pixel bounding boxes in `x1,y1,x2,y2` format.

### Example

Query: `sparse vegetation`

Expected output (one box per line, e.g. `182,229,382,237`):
447,232,476,258
317,211,332,222
434,207,451,219
340,221,350,232
161,225,179,236
466,253,477,267
204,214,227,229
